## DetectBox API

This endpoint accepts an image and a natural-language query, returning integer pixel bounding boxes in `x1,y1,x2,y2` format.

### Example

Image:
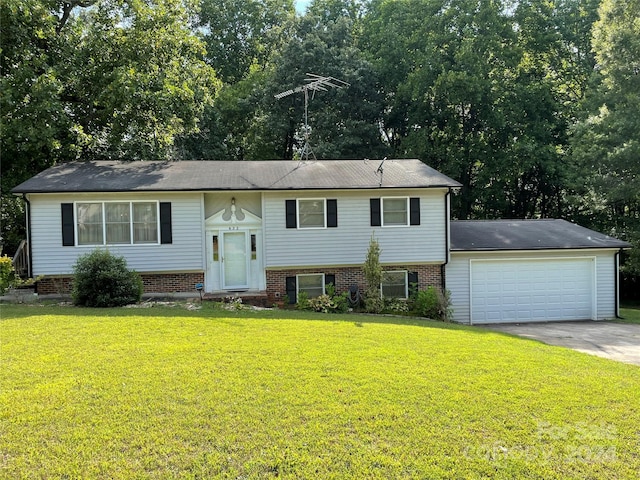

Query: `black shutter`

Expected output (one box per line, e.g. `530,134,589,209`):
408,271,419,296
61,203,75,246
410,198,420,225
160,202,172,244
324,274,336,292
327,199,337,228
285,200,297,228
285,276,297,304
370,198,381,226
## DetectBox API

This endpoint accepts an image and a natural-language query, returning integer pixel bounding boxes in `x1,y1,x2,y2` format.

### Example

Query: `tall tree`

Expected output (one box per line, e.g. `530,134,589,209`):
364,0,522,217
569,0,640,272
363,0,599,220
198,0,295,85
261,3,387,159
56,0,220,160
177,0,295,159
0,0,219,253
1,0,76,253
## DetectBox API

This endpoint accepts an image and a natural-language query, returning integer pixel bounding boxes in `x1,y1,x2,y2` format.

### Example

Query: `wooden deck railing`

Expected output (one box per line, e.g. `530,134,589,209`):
12,240,29,278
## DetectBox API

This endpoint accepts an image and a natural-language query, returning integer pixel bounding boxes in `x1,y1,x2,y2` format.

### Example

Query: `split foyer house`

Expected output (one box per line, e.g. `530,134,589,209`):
12,159,630,324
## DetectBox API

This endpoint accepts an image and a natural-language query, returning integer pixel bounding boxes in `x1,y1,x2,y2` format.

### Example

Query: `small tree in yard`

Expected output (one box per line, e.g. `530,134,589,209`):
363,235,384,313
72,250,143,307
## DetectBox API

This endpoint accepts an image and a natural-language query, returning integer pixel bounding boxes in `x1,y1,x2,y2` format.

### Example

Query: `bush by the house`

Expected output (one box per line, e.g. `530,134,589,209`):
72,249,143,307
382,297,410,314
413,286,452,321
0,255,15,294
296,284,349,314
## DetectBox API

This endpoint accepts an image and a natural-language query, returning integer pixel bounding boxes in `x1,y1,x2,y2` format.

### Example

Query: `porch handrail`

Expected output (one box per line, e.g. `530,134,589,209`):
12,239,29,279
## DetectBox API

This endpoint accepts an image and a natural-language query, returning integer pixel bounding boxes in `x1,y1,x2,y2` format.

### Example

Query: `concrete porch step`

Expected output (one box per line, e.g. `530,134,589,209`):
203,291,269,308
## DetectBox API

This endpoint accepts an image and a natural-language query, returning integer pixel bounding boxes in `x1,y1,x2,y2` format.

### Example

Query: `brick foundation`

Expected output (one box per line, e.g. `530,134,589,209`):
141,272,204,294
266,264,443,304
37,272,205,295
37,277,74,295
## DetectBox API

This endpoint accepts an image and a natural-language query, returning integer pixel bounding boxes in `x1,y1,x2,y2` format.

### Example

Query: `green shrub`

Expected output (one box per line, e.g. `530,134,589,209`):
0,255,15,294
325,283,349,313
72,249,143,307
307,294,336,313
413,286,452,321
296,284,350,314
383,297,410,314
363,235,384,313
296,291,310,310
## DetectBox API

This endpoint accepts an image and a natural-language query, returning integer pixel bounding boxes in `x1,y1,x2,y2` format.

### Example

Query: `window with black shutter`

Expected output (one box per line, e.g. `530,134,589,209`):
61,203,74,246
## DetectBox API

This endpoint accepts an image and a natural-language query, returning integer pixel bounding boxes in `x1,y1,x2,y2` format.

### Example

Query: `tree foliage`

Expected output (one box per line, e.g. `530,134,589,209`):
362,234,384,314
1,0,219,253
198,0,295,84
2,0,638,269
569,0,640,272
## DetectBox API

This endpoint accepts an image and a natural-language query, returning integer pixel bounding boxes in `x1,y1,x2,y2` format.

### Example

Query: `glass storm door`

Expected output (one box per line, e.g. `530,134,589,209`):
221,231,249,289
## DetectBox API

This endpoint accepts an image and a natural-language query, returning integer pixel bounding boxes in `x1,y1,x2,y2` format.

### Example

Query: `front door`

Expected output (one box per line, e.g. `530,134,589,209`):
221,231,249,290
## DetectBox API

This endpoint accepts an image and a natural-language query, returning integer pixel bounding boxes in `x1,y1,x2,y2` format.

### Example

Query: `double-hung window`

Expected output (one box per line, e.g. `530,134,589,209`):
76,201,159,246
370,197,420,227
285,273,336,304
286,199,338,229
298,199,326,228
382,198,408,226
381,270,408,298
380,271,418,299
297,273,325,298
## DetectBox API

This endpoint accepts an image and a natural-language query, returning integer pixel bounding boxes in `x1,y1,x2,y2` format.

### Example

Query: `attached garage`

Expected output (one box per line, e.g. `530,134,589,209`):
446,220,630,325
470,257,595,324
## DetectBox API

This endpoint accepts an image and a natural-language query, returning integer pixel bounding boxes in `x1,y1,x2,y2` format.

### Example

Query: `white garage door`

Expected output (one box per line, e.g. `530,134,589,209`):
470,257,595,324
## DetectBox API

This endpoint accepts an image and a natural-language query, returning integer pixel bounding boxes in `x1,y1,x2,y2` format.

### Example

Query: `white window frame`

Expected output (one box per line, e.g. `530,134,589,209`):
381,197,409,227
75,201,160,246
297,198,327,229
297,273,325,298
381,270,409,299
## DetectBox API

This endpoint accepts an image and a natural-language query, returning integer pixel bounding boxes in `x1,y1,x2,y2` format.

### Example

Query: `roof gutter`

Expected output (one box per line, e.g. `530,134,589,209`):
615,249,622,319
22,194,33,279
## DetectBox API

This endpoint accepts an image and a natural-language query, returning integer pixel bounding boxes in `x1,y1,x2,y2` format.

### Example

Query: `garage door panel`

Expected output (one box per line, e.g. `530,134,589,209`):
471,258,594,324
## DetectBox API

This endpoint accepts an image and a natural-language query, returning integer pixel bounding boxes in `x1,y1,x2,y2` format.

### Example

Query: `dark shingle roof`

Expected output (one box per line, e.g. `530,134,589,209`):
450,219,631,251
12,159,461,193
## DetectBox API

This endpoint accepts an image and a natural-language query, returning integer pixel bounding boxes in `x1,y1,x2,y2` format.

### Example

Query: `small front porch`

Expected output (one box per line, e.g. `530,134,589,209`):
202,290,270,308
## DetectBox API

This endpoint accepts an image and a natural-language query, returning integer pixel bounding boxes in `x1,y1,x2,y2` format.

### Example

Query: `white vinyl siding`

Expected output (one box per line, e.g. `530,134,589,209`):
29,193,205,276
264,189,447,267
447,250,619,324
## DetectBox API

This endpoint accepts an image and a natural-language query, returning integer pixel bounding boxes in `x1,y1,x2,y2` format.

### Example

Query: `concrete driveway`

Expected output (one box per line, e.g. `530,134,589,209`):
481,321,640,366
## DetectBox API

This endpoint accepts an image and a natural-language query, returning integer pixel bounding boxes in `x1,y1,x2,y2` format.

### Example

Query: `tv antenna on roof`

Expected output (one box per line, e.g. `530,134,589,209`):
275,73,349,160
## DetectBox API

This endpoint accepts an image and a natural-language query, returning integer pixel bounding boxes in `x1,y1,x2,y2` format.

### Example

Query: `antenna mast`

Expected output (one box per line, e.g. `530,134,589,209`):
275,73,349,160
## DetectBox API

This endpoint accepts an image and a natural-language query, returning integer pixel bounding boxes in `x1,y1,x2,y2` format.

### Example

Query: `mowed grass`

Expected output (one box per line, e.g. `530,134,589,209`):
1,304,639,479
619,306,640,324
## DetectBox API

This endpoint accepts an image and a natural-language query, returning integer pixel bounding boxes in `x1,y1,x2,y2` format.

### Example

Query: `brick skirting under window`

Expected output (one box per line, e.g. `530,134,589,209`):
266,264,443,305
36,272,205,296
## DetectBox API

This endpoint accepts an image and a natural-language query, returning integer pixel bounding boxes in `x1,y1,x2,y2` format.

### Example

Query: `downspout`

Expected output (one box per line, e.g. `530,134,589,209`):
22,194,33,280
441,188,451,291
615,249,621,318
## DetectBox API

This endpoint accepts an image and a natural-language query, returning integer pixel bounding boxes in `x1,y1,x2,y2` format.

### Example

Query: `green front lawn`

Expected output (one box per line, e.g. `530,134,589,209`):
1,304,639,479
619,306,640,324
